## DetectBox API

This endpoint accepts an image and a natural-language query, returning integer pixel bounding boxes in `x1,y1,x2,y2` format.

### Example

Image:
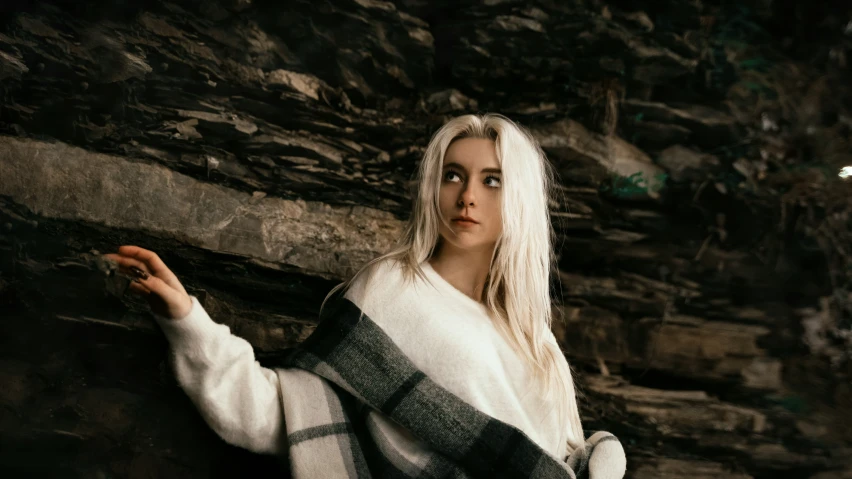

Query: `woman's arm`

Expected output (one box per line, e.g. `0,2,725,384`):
153,296,285,455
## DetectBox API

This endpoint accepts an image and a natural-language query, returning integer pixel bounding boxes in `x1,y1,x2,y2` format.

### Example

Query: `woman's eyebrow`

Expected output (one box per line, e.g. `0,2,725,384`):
443,162,502,174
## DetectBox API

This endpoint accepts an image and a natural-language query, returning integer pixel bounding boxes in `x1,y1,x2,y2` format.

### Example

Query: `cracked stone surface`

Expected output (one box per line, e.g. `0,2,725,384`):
1,0,851,477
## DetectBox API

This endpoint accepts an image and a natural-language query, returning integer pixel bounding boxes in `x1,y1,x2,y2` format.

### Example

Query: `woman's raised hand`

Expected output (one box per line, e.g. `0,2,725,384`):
103,245,193,320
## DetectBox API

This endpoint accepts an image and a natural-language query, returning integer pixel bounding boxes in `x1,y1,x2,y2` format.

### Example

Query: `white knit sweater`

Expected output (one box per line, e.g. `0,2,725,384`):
153,259,574,461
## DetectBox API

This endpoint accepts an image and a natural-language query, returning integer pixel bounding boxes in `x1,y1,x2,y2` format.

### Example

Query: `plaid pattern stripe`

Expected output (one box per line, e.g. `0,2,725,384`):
263,296,622,478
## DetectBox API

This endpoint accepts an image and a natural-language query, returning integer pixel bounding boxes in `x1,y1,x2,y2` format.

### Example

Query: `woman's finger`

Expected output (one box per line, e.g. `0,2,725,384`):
127,278,152,295
117,245,187,295
130,273,192,319
105,254,151,277
104,254,159,290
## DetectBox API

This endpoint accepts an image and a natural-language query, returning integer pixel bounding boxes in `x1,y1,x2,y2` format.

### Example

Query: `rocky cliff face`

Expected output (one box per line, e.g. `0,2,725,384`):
1,0,850,477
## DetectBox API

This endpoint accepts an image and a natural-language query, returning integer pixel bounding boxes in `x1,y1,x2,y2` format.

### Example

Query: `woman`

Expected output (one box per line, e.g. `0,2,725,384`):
104,114,626,478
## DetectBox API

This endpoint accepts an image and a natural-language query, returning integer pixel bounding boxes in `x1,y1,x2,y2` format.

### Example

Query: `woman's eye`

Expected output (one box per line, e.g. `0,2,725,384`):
443,171,500,187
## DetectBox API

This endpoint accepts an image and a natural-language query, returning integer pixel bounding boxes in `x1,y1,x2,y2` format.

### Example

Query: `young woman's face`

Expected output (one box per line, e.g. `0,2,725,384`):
437,137,503,253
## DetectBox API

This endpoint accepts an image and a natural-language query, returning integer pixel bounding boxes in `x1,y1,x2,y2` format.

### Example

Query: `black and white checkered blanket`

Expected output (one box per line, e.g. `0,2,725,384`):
262,297,625,478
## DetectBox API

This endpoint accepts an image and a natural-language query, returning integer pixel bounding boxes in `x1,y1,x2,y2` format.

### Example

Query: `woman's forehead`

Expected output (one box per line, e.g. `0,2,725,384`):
444,138,500,169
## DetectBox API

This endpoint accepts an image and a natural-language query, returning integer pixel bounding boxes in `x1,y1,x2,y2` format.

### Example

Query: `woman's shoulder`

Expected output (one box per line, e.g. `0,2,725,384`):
344,257,410,306
362,256,408,288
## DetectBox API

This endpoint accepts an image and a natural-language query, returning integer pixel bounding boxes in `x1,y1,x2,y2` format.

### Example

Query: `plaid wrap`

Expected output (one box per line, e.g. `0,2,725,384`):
262,296,623,478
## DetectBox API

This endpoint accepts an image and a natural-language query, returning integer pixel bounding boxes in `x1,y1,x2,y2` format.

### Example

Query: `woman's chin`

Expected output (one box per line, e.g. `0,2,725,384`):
447,240,497,253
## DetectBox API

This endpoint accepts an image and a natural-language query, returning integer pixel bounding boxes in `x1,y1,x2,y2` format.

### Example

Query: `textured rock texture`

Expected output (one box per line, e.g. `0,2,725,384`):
1,0,851,477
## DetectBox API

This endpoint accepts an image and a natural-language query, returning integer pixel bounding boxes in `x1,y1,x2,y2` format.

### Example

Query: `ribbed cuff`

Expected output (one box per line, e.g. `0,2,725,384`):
152,296,221,349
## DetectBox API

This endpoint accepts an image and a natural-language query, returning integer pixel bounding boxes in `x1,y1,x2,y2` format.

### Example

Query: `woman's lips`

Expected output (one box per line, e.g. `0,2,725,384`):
453,219,477,227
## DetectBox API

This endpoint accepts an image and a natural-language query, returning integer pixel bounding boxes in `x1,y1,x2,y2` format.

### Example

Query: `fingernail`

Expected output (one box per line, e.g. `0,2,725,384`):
129,266,149,280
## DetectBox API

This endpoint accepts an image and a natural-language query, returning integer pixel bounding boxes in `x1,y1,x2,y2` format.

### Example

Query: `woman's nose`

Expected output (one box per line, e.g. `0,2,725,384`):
457,184,475,206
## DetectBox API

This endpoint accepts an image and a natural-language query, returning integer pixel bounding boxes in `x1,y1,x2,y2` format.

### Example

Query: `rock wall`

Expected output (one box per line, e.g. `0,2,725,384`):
1,0,851,477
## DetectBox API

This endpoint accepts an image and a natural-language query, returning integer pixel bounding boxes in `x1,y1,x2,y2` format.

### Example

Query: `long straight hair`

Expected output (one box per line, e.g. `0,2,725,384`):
321,113,584,454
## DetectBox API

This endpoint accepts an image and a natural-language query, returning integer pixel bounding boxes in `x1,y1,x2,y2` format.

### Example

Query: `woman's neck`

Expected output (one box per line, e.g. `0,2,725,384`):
428,245,495,303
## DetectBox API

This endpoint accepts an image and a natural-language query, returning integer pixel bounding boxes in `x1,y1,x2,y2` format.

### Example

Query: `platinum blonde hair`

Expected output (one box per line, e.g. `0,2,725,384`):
321,113,584,454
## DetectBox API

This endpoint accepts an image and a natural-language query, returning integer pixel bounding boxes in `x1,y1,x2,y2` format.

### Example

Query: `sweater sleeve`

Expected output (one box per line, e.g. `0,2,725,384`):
153,295,285,455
